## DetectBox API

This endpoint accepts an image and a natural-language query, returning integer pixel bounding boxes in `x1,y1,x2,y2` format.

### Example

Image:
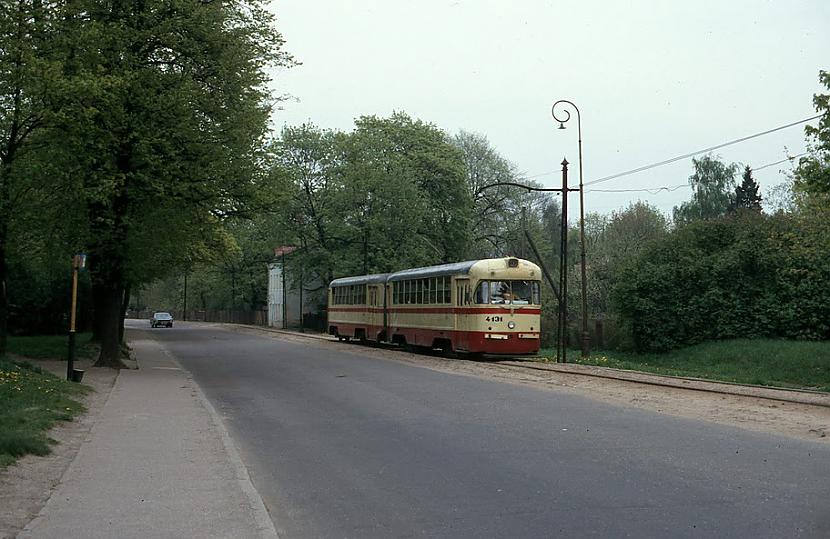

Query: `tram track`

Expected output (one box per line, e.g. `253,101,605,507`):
233,323,830,410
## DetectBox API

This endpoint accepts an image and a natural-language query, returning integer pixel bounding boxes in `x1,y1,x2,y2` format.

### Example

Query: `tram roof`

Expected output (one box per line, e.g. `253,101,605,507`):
329,273,390,287
387,260,483,282
330,258,540,287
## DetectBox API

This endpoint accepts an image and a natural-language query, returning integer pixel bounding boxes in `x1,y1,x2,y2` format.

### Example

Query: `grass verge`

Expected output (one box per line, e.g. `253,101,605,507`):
7,333,97,361
1,334,94,467
539,339,830,392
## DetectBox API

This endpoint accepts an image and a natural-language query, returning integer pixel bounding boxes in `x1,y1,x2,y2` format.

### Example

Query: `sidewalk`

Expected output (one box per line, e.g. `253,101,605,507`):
19,335,277,539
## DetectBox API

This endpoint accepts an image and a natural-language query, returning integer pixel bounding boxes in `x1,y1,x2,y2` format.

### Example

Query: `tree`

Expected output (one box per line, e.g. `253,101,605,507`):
452,130,534,257
588,201,668,316
731,166,762,212
51,0,294,365
794,70,830,197
0,0,64,354
612,212,830,352
273,113,473,287
673,155,738,224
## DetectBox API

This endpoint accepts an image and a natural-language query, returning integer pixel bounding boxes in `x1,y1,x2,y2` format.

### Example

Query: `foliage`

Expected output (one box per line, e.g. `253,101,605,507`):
0,358,88,467
453,130,543,258
613,212,830,351
730,166,762,212
540,339,830,391
33,0,296,363
586,201,668,317
273,114,473,287
793,70,830,197
673,155,738,224
0,0,67,353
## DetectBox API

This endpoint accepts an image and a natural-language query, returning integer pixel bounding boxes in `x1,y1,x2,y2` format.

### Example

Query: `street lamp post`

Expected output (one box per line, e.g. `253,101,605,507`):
473,161,572,362
66,253,86,382
552,100,590,358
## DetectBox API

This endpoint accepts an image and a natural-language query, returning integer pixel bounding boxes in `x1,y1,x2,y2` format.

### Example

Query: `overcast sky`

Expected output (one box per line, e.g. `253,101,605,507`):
269,0,828,216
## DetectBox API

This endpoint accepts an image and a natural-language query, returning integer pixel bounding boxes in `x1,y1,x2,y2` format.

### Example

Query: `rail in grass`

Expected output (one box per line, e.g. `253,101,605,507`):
328,257,542,356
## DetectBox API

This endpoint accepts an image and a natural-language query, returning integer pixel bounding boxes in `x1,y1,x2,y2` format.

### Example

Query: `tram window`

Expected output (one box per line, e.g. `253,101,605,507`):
423,278,430,304
442,277,450,304
510,281,532,304
475,281,489,304
472,280,541,304
430,278,437,304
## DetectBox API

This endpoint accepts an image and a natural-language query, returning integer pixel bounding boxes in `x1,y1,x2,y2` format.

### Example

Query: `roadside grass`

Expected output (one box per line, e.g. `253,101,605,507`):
539,339,830,392
0,334,94,467
7,333,97,361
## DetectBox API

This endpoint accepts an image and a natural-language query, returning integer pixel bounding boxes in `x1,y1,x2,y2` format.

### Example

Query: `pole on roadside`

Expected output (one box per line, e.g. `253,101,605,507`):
552,100,590,358
66,253,86,382
281,251,287,329
558,159,569,364
183,271,188,321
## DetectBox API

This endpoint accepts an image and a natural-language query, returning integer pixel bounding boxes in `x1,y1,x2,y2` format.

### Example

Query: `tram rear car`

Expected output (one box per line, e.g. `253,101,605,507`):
327,257,542,356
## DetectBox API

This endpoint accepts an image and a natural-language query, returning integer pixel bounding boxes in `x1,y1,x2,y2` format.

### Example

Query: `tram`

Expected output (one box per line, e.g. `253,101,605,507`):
328,257,541,356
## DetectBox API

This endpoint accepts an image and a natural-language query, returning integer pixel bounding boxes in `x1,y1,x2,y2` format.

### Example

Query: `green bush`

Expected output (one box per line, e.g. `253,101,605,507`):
612,211,830,351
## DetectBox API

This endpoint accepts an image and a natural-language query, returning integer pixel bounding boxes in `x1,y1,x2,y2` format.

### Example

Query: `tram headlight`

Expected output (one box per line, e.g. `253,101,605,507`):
507,321,516,329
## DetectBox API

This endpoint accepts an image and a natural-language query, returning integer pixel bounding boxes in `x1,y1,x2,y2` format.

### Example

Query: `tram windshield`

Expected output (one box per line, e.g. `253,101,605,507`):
474,280,541,305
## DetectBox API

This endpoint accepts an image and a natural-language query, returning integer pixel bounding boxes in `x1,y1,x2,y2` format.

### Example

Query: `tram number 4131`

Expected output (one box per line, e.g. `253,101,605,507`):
485,316,504,322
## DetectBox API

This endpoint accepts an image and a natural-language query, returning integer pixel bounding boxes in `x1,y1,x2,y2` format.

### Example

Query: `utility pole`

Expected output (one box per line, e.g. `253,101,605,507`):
552,100,590,358
66,253,86,382
558,159,569,364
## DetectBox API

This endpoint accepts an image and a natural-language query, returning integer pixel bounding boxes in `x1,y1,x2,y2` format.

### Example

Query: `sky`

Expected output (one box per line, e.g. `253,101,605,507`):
268,0,829,216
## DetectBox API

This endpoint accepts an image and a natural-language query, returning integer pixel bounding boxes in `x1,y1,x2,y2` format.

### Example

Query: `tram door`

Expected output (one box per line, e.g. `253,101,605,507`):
368,284,384,341
454,278,471,351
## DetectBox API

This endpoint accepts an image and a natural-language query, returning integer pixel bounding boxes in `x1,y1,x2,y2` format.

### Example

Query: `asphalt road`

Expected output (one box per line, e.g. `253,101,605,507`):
134,321,830,538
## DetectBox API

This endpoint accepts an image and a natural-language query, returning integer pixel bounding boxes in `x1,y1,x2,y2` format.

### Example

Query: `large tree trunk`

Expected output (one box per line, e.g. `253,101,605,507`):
89,241,127,368
92,276,125,368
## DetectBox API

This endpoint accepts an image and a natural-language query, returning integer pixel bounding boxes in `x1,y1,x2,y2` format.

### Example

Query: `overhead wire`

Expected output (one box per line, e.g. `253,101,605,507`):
582,152,808,195
583,114,821,187
522,114,822,186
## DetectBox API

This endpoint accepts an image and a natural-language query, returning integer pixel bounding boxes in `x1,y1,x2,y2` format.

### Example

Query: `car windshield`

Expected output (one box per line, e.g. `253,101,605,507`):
155,312,172,318
474,280,541,305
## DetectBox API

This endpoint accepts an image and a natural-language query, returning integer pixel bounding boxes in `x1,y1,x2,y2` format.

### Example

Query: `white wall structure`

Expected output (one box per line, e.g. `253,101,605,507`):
267,262,285,328
267,248,325,329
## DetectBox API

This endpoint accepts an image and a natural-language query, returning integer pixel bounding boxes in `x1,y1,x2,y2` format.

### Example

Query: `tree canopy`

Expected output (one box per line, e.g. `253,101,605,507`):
673,155,738,224
0,0,294,362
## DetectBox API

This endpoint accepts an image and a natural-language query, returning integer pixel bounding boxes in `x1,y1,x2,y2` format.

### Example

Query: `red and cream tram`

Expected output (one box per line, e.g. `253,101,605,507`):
328,257,541,356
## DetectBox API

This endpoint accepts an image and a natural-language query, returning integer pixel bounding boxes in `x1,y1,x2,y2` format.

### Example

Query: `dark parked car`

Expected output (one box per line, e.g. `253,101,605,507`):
151,312,173,328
